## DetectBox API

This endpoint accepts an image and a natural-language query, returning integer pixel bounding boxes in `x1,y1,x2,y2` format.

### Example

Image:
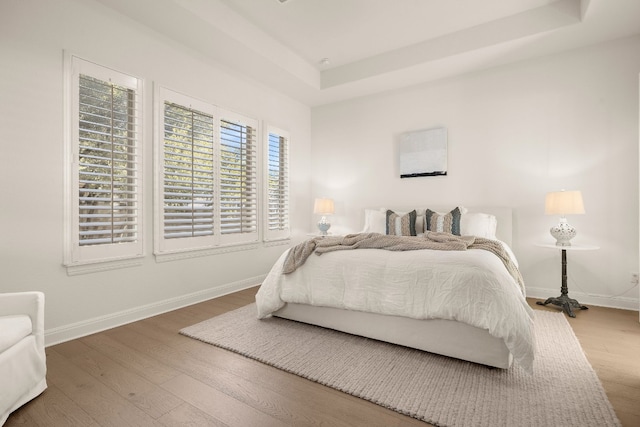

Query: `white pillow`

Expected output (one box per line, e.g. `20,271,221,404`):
460,212,498,240
362,209,387,234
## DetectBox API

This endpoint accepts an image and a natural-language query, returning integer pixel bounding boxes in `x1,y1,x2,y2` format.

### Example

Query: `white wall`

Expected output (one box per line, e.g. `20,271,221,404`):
311,36,640,310
0,0,311,344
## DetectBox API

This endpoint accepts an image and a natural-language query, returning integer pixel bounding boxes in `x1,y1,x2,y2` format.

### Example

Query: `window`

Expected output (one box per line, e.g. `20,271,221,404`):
264,126,290,241
162,103,215,240
156,88,215,253
155,88,259,256
64,55,143,267
219,113,258,244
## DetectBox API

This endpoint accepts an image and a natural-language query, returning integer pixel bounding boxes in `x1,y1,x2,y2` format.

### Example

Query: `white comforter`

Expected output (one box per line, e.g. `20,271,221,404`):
256,243,535,371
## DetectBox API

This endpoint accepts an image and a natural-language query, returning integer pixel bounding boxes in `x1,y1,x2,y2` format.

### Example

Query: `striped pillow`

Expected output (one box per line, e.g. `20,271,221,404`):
386,210,417,236
425,207,462,235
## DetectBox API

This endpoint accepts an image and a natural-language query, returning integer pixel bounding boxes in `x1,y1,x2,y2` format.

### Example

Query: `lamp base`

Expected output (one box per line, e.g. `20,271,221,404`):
317,217,331,236
550,217,576,246
536,294,588,318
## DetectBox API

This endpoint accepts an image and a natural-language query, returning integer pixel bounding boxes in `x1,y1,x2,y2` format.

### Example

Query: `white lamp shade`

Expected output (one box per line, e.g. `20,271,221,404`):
545,190,585,215
313,198,335,215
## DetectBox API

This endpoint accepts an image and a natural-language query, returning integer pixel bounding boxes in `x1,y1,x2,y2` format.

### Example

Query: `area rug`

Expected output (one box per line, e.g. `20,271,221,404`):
180,305,620,427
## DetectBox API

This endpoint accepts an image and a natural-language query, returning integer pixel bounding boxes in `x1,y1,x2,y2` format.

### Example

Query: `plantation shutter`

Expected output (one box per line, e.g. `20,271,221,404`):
219,116,258,243
163,102,215,240
65,55,144,268
77,74,139,247
265,128,289,241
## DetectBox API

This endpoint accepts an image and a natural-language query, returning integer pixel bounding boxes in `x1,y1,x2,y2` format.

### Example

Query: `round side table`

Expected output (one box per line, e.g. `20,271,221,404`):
535,243,599,318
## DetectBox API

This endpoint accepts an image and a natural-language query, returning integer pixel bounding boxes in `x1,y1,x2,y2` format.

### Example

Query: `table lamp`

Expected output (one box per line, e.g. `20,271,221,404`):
313,198,334,235
545,190,585,246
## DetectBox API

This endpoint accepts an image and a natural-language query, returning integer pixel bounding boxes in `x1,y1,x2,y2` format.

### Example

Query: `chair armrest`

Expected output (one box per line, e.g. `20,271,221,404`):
0,292,45,351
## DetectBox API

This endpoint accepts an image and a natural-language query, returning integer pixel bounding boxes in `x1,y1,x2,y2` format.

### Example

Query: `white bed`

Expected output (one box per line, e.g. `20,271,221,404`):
256,207,535,371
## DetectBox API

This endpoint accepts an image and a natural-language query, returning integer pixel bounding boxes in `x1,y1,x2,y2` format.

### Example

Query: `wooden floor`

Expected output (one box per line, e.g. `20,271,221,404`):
6,287,640,427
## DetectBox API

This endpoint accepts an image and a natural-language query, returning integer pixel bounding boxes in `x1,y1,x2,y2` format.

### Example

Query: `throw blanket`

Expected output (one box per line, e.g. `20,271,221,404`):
284,232,525,295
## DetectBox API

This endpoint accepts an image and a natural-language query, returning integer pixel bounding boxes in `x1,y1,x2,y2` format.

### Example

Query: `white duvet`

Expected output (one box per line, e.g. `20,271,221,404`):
256,243,535,371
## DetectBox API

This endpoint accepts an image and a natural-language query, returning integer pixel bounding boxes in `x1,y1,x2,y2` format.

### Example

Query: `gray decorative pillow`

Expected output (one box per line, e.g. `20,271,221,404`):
425,207,462,235
386,210,417,236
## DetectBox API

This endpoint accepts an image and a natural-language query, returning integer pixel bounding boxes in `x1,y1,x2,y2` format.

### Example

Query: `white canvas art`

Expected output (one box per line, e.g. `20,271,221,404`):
399,127,447,178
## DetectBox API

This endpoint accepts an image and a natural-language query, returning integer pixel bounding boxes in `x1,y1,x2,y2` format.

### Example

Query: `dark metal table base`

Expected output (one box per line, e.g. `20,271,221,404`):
536,295,588,318
537,248,588,318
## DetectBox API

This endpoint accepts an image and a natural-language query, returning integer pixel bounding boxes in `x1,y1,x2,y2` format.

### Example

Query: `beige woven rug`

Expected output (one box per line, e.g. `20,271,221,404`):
180,304,620,427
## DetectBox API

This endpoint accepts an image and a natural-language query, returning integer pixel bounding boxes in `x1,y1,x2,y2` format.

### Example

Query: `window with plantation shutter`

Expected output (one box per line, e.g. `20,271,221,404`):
154,88,259,256
264,127,290,241
219,114,258,245
163,104,215,240
78,75,138,246
155,88,217,253
64,55,143,268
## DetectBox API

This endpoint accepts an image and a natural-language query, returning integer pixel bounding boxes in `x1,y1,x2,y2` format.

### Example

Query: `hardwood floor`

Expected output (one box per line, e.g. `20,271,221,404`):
6,287,640,426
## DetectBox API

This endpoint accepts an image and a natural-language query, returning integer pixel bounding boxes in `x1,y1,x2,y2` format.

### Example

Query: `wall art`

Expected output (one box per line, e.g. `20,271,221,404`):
399,127,447,178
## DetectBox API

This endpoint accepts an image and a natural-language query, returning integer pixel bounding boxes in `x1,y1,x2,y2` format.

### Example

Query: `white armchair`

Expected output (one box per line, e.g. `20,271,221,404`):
0,292,47,425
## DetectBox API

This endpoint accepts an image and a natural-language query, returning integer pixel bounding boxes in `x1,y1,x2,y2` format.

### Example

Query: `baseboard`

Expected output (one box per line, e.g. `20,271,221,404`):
45,279,636,346
44,275,265,346
526,286,639,311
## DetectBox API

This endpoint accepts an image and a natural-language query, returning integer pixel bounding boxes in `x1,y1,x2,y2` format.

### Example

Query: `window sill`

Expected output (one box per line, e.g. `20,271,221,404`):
263,238,291,247
155,242,262,263
65,257,144,276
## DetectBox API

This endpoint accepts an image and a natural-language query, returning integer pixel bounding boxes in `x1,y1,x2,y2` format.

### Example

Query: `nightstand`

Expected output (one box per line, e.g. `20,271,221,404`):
535,243,599,318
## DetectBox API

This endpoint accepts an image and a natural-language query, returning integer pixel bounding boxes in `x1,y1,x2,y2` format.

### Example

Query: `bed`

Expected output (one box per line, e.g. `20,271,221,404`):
255,207,535,371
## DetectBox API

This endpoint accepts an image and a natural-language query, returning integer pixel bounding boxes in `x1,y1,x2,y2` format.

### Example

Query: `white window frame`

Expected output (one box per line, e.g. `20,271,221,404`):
264,126,290,242
63,54,144,270
154,86,260,258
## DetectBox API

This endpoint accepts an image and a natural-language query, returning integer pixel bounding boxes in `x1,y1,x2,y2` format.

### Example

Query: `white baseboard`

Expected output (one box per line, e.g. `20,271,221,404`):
526,286,639,311
44,275,265,347
45,278,636,347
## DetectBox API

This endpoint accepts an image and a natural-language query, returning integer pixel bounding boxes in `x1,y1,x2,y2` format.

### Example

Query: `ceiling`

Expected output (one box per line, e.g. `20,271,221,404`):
96,0,640,106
